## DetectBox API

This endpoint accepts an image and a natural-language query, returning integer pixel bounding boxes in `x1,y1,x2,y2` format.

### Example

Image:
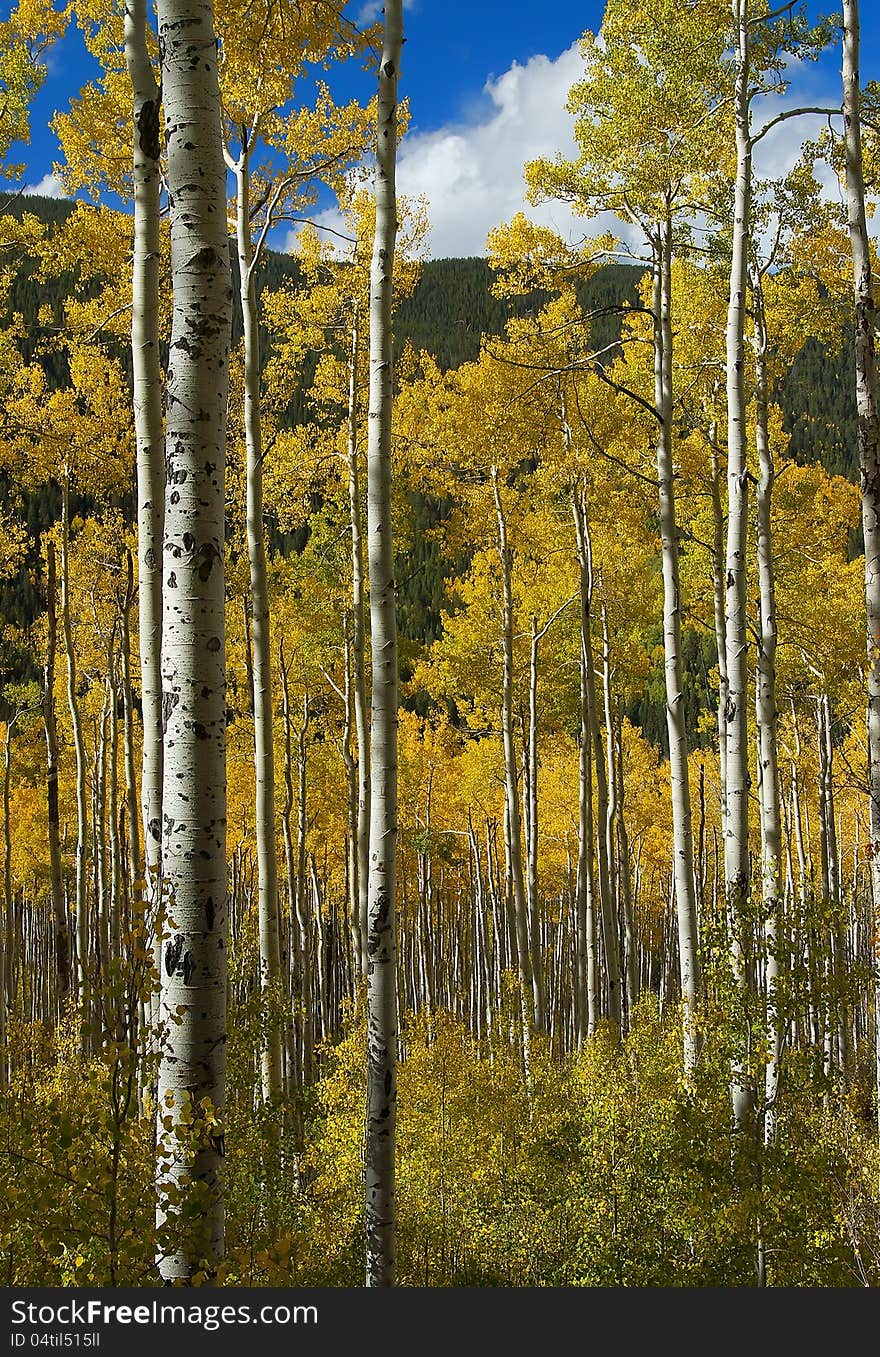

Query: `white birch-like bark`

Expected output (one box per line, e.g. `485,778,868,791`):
348,301,371,984
572,485,621,1032
752,276,783,1141
491,469,535,1030
842,0,880,1145
725,0,755,1132
525,616,546,1031
653,216,701,1072
155,0,231,1281
234,153,283,1106
124,0,164,917
120,551,143,901
41,542,70,1004
60,479,89,1037
364,0,402,1287
710,430,729,838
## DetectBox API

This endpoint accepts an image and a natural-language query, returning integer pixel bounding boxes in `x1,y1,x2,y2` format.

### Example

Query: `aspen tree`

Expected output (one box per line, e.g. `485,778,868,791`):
221,0,371,1108
724,0,755,1132
752,273,782,1138
842,0,880,1141
41,542,70,1005
123,0,163,928
365,0,402,1288
526,0,730,1069
723,0,838,1134
154,0,231,1281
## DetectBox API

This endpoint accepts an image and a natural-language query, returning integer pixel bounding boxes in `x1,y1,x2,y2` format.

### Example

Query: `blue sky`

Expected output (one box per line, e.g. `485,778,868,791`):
5,0,880,257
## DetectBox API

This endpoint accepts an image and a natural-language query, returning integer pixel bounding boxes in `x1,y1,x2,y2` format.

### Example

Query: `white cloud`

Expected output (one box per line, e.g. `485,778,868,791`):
21,172,68,199
395,43,591,258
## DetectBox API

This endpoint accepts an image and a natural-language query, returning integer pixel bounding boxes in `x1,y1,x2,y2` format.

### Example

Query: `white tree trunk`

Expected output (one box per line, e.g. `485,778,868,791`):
752,277,783,1140
843,0,880,1146
364,0,403,1288
725,0,755,1132
234,155,283,1107
526,615,546,1031
60,478,89,1039
491,469,535,1031
654,216,702,1072
41,541,71,1005
124,0,164,920
155,0,231,1282
348,301,371,984
572,485,621,1033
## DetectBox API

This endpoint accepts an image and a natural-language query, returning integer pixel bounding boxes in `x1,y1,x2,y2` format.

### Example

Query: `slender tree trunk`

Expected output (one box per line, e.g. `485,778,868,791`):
572,484,621,1033
341,618,362,984
124,0,163,935
42,542,70,1004
154,0,231,1281
525,616,546,1031
725,0,755,1132
348,301,371,984
752,276,783,1140
615,720,637,1021
710,428,729,841
278,640,301,1105
492,469,535,1032
653,213,702,1072
295,699,313,1087
120,551,143,899
843,0,880,1145
364,0,403,1287
234,153,283,1107
60,479,89,1036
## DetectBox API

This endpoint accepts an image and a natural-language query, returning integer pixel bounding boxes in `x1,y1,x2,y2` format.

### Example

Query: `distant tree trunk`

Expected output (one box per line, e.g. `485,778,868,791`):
653,212,702,1072
843,0,880,1143
525,615,546,1032
364,0,403,1289
42,542,70,1005
124,0,163,917
491,468,535,1039
155,0,232,1282
725,0,755,1133
234,152,283,1108
60,478,89,1036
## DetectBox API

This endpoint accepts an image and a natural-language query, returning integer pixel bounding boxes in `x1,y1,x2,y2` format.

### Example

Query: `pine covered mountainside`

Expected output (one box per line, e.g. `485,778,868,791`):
0,194,859,751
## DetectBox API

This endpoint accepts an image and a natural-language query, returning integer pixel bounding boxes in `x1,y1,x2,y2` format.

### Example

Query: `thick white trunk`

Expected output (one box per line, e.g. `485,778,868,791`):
364,0,402,1288
155,0,231,1282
